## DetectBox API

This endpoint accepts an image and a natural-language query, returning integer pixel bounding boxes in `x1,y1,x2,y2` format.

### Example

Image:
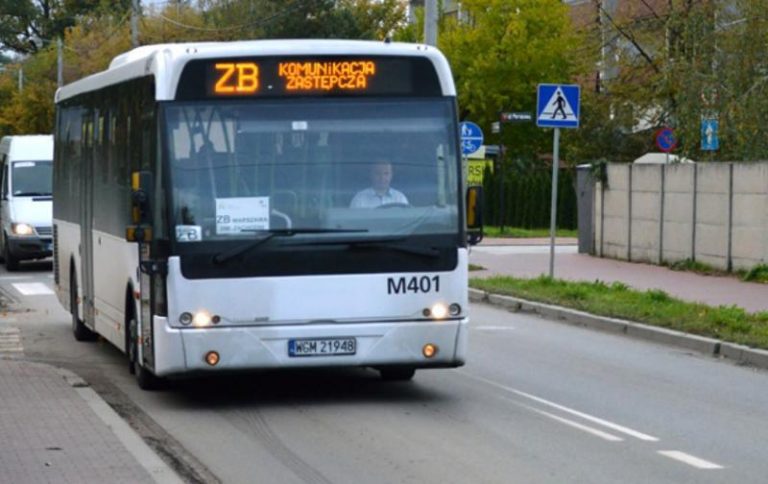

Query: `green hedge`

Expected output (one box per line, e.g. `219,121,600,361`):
481,165,577,229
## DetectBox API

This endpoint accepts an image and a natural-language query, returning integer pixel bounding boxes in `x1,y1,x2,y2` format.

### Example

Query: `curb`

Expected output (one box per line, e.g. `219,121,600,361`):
52,365,185,484
469,288,768,370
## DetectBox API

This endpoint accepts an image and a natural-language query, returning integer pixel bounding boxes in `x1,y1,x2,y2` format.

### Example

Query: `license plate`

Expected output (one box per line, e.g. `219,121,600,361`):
288,337,356,357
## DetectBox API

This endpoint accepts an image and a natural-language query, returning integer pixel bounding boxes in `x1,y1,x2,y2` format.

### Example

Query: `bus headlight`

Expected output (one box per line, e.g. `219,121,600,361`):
423,303,461,320
179,312,193,325
192,310,212,327
429,303,448,320
11,223,34,236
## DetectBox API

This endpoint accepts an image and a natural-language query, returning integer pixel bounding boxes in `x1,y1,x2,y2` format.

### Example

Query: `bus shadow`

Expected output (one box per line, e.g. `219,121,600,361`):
166,368,451,409
14,259,53,273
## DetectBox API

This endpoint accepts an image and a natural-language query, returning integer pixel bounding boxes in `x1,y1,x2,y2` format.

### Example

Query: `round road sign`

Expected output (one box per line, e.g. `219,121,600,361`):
655,127,677,152
460,121,484,156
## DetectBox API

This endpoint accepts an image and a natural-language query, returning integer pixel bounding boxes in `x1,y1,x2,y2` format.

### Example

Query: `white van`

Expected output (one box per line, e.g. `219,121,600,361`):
0,135,54,271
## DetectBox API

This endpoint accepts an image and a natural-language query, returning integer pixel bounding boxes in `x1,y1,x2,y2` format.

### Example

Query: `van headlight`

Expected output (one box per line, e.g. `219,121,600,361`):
11,223,34,236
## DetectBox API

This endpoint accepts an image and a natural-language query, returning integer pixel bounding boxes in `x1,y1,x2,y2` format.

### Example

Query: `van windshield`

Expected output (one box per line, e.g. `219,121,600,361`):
12,160,52,196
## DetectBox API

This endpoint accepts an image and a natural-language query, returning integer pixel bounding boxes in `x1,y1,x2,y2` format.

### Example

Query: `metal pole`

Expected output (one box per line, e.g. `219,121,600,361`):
131,0,140,48
18,67,22,92
498,119,505,233
57,38,63,87
424,0,438,46
549,128,560,278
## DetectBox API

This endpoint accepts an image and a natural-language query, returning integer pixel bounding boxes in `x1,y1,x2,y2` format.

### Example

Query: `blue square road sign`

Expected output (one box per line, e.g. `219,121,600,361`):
537,84,581,129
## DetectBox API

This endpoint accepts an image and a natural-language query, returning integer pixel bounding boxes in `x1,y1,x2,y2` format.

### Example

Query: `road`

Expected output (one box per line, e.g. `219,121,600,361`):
2,261,768,483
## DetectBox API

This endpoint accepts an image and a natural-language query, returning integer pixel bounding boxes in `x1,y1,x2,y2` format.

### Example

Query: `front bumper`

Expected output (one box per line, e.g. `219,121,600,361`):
7,236,52,260
152,316,469,377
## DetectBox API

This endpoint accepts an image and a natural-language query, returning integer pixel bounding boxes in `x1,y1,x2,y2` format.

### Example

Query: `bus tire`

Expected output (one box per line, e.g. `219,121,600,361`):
379,367,416,382
128,316,165,391
70,268,96,341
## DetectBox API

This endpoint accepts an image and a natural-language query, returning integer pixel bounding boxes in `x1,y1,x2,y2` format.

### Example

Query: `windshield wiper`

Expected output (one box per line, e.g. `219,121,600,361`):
309,236,441,258
212,228,368,264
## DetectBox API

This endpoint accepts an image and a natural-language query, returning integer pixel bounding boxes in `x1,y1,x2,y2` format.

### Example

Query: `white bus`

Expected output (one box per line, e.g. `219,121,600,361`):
53,40,483,389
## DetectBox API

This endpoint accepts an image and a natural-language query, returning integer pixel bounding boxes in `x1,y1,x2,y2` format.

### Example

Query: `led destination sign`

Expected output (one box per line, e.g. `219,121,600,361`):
176,56,442,99
213,60,376,95
279,60,376,91
214,62,259,94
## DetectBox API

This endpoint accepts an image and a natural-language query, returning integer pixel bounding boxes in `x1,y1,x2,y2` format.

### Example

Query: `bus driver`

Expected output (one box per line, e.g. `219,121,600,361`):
350,159,409,208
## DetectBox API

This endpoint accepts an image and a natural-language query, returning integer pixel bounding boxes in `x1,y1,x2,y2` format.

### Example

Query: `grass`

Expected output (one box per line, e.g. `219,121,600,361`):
483,226,578,238
742,264,768,283
469,275,768,350
668,258,724,275
668,258,768,284
469,264,486,272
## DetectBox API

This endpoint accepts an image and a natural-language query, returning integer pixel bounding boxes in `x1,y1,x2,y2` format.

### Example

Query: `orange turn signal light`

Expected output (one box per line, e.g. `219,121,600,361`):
423,344,438,358
205,351,220,366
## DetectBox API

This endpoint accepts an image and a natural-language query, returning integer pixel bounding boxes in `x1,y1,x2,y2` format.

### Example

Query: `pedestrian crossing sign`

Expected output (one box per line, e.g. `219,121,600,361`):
536,84,580,128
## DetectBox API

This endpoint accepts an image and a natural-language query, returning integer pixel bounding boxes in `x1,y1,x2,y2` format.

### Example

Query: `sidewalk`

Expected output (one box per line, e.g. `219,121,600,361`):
470,239,768,313
0,357,182,484
478,236,578,246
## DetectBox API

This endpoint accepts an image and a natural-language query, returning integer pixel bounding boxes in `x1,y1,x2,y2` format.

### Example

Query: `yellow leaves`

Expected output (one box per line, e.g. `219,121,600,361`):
0,73,56,135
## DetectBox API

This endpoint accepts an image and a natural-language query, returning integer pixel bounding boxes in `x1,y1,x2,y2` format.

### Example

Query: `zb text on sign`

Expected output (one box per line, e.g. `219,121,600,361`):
536,84,580,129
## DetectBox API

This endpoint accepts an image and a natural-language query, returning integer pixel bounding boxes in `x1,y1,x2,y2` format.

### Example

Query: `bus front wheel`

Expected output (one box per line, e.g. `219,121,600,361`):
128,316,165,391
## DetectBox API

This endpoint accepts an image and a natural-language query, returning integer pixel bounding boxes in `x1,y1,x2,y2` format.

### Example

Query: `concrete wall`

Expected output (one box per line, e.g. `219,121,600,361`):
630,165,662,263
591,162,768,271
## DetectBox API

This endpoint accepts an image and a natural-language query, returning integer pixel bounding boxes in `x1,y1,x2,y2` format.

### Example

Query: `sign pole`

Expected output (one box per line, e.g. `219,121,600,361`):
536,83,580,278
498,118,505,233
549,128,560,278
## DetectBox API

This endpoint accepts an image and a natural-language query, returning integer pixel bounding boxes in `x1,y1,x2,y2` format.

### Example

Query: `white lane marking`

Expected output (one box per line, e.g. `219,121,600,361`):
658,451,724,469
461,372,659,442
12,282,54,296
516,402,623,442
473,325,516,331
0,327,22,353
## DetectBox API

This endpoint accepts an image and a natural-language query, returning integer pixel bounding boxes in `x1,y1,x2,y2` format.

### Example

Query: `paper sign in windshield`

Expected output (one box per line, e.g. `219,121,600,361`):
216,197,270,234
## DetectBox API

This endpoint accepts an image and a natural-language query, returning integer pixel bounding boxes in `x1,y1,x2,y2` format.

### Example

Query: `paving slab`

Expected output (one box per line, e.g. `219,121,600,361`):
0,358,181,484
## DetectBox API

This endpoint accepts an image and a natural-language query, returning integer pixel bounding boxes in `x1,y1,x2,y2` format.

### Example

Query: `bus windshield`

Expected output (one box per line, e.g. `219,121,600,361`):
163,98,459,245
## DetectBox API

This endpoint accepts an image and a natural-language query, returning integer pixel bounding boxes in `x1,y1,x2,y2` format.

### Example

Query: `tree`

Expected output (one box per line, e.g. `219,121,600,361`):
572,0,768,162
192,0,406,41
0,0,130,54
436,0,584,163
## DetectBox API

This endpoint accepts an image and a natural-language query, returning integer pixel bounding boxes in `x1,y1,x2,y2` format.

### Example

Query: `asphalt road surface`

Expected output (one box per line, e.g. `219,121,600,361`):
2,261,767,483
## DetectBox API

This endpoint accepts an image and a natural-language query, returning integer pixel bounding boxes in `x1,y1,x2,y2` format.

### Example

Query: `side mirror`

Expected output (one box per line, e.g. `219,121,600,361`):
126,170,153,243
466,185,484,245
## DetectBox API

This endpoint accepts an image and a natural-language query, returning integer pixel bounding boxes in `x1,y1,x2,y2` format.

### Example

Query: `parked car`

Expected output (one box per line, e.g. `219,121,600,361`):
0,135,54,271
